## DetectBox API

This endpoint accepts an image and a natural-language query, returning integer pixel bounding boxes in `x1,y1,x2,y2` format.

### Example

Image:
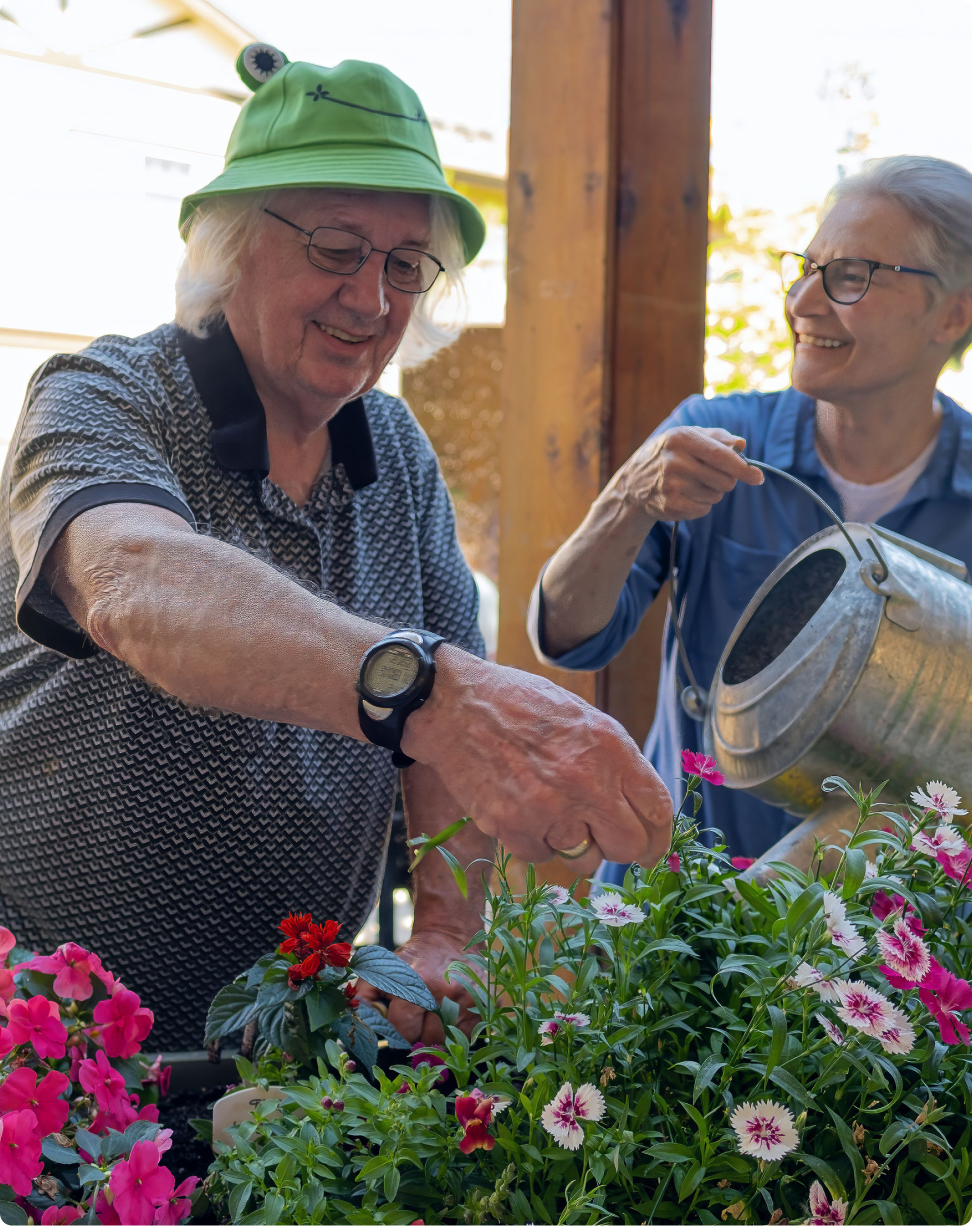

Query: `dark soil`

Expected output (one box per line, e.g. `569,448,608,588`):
157,1089,221,1222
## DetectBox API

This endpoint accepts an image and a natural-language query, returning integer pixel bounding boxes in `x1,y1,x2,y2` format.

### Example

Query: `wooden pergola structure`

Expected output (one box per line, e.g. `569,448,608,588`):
498,0,713,749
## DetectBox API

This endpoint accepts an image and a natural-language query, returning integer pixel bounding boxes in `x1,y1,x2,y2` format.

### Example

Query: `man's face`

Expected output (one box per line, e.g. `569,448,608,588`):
786,193,945,402
226,188,430,412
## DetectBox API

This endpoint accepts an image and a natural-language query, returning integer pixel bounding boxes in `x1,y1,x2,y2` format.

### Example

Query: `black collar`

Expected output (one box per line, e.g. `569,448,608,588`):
176,323,378,490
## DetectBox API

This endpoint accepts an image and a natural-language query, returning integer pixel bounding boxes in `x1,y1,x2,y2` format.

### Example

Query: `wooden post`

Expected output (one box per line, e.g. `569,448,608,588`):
601,0,713,747
499,0,712,751
497,0,617,704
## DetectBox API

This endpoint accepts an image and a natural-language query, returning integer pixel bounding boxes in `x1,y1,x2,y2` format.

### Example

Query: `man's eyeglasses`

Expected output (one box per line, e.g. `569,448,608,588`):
264,209,444,294
777,251,938,305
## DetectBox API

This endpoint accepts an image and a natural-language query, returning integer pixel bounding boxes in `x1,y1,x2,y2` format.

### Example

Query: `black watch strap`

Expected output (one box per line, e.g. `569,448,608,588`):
356,629,444,768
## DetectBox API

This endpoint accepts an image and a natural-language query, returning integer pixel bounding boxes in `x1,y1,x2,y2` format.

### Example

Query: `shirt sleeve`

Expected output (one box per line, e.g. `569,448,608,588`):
8,338,196,659
527,393,736,671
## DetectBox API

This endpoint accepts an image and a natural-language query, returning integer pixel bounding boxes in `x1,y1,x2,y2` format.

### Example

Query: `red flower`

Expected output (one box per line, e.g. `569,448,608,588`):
93,987,153,1059
455,1089,509,1154
919,963,972,1046
0,1067,69,1136
344,983,359,1012
680,749,724,786
278,912,314,954
323,941,352,968
4,996,67,1059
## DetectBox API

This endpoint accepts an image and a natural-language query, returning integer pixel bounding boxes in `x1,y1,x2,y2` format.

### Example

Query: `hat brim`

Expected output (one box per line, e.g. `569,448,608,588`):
179,144,486,265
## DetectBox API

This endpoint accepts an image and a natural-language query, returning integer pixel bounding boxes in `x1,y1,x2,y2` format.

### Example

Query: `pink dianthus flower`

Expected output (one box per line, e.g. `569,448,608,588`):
680,749,724,785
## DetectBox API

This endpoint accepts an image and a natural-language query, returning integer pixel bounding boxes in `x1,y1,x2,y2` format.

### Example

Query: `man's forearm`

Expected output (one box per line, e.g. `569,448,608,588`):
402,763,492,941
540,481,655,657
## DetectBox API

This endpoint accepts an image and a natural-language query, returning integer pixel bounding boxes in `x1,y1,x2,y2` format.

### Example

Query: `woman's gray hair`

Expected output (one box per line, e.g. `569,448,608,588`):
826,155,972,358
175,189,467,369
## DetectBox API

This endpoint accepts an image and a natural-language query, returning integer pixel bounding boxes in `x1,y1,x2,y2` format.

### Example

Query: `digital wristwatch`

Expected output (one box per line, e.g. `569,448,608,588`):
355,629,445,768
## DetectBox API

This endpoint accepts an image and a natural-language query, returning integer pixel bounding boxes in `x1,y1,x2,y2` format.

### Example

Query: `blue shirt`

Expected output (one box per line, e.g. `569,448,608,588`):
536,387,972,862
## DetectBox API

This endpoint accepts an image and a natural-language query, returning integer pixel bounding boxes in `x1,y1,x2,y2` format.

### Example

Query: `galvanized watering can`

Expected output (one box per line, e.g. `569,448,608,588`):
680,463,972,874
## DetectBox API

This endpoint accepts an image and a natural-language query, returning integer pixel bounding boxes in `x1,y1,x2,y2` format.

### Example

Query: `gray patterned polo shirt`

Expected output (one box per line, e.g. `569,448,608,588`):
0,321,484,1050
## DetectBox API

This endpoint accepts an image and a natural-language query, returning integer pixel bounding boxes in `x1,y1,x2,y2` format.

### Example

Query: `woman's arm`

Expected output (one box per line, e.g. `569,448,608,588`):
540,426,763,657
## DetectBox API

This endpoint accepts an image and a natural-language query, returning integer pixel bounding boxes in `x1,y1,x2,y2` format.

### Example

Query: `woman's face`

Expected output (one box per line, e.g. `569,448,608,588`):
225,187,430,414
786,193,964,403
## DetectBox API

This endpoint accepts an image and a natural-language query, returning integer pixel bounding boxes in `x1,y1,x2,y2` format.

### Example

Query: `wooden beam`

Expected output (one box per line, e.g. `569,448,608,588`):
498,0,617,704
600,0,713,747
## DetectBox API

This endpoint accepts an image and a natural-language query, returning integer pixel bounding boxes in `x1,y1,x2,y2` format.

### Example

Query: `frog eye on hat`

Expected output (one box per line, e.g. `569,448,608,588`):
237,43,289,92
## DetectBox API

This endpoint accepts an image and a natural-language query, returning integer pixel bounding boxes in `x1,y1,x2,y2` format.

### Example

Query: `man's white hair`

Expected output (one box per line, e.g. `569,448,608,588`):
175,189,467,369
826,155,972,358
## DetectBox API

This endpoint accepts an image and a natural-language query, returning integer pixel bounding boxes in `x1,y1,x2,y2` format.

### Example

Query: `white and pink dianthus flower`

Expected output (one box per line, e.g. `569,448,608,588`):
589,893,644,928
540,1082,605,1150
807,1179,848,1225
834,980,894,1037
876,919,930,984
538,1011,590,1045
815,1012,845,1046
910,780,967,824
823,893,866,960
729,1099,798,1161
876,1006,916,1055
543,886,570,906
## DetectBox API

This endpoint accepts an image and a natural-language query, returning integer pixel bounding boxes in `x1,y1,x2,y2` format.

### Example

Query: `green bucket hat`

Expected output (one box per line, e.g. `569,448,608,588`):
179,44,486,264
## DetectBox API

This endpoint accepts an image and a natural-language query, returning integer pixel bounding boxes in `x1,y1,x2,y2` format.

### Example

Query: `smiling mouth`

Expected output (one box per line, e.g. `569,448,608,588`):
797,333,849,349
316,322,369,345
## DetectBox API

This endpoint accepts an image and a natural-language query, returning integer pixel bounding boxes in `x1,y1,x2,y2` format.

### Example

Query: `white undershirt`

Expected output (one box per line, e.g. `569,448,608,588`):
817,402,941,524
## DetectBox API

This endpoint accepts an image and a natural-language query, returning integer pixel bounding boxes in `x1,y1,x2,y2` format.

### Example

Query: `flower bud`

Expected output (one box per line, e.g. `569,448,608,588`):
320,1096,333,1109
333,1100,345,1111
344,1060,357,1073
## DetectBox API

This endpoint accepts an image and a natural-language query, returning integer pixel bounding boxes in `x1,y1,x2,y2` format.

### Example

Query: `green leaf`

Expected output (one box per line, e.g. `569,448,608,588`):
189,1118,214,1144
350,945,437,1010
768,1066,816,1108
305,984,348,1033
678,1161,706,1202
827,1106,864,1194
228,1180,253,1221
871,1199,904,1224
383,1164,400,1202
765,1005,787,1079
358,1001,411,1048
842,848,867,899
646,1142,696,1164
436,845,468,898
205,979,260,1045
110,1055,144,1091
786,882,824,938
644,937,697,958
245,951,280,989
879,1120,912,1155
74,1130,102,1163
693,1056,725,1102
0,1201,29,1225
903,1180,947,1225
797,1154,847,1200
78,1163,108,1186
41,1137,82,1165
358,1154,394,1181
408,814,471,871
734,877,778,920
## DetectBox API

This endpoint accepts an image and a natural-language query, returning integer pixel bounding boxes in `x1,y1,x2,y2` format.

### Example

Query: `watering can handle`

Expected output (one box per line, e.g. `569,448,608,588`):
743,460,862,561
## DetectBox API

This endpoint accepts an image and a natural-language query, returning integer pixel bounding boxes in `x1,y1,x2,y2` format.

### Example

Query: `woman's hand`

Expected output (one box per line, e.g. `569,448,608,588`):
613,426,763,522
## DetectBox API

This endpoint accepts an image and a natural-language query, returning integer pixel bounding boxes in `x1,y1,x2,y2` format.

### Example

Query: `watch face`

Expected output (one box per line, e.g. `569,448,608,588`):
363,644,420,700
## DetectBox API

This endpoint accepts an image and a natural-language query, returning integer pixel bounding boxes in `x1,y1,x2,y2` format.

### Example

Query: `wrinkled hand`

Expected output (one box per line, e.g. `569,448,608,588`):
405,652,674,874
354,929,477,1045
616,425,763,522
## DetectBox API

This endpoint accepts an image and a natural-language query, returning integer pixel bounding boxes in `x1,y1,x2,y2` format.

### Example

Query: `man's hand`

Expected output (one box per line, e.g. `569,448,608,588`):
614,426,763,523
404,652,673,874
355,929,478,1044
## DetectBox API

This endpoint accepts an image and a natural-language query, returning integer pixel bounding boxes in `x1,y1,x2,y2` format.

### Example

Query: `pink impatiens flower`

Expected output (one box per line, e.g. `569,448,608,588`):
0,929,15,960
834,980,895,1037
541,1082,605,1150
807,1179,848,1225
40,1207,83,1224
0,1108,43,1196
107,1139,175,1224
590,893,643,928
4,995,67,1058
79,1049,131,1116
731,857,755,871
93,986,154,1058
0,927,17,1008
29,943,114,1001
681,749,724,785
876,919,931,984
919,964,972,1046
0,1067,69,1136
153,1175,200,1225
729,1099,798,1161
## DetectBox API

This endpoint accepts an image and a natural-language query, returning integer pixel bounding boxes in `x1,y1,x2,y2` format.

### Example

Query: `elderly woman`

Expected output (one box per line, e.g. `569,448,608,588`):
534,154,972,866
0,48,672,1051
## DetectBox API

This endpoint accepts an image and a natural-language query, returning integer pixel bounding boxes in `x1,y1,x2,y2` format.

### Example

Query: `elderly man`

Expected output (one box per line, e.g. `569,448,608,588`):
0,49,671,1051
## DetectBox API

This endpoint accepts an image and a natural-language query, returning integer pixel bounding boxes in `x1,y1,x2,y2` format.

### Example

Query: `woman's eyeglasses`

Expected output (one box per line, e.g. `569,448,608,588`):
776,251,938,305
264,209,444,294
